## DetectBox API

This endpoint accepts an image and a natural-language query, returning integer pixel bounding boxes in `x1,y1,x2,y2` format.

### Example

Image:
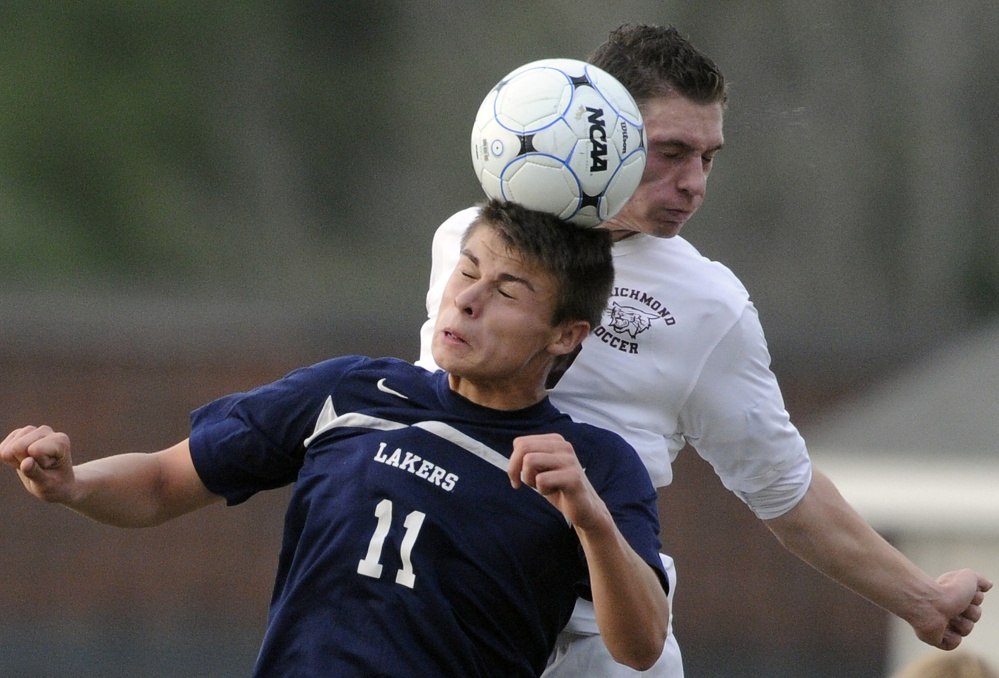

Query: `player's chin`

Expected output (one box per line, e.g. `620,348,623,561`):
651,219,686,239
432,346,473,376
431,350,458,373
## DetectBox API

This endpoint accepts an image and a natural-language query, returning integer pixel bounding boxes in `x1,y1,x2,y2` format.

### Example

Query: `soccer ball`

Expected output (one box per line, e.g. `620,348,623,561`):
470,58,646,227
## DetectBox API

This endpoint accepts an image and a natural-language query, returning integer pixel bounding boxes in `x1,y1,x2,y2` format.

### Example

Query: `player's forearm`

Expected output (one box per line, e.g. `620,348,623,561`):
576,514,668,670
65,453,172,526
766,469,939,626
66,443,216,527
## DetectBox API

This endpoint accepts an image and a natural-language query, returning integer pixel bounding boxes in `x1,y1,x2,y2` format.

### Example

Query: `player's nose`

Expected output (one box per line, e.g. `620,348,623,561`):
454,284,483,317
676,157,708,198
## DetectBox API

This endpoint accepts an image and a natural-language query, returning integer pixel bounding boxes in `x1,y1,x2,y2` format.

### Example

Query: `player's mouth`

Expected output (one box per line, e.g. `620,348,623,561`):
441,328,468,347
663,208,692,223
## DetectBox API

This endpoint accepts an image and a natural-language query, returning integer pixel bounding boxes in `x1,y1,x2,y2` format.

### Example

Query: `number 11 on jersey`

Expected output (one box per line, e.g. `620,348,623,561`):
357,498,427,589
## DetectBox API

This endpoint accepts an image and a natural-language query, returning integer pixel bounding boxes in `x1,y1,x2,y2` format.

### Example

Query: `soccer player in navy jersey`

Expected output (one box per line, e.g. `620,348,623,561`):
1,199,669,678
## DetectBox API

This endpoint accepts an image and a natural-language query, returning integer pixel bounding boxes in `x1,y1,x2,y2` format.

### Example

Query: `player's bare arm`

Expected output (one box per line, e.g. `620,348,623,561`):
1,426,220,527
508,433,669,670
766,469,992,651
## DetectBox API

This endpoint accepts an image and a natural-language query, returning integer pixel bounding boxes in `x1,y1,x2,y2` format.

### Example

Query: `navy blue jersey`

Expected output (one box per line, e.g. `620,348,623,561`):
189,356,664,678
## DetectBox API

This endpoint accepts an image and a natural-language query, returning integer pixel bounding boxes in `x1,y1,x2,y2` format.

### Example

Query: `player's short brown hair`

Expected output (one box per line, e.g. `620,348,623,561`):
463,199,613,330
589,24,728,108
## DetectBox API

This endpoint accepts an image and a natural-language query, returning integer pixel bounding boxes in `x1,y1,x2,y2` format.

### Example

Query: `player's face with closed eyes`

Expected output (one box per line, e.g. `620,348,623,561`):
602,95,724,241
432,225,567,409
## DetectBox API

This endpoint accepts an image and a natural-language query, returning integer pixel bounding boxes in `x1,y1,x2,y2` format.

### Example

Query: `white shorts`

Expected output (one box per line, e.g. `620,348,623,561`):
542,554,682,678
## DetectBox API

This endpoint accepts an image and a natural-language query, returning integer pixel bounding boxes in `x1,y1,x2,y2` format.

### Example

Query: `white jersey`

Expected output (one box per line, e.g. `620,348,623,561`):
419,207,812,659
418,206,811,518
417,207,812,664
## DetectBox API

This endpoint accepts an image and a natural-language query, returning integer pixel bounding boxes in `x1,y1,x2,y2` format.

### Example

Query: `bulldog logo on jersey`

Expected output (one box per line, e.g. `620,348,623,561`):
591,288,676,356
608,303,659,338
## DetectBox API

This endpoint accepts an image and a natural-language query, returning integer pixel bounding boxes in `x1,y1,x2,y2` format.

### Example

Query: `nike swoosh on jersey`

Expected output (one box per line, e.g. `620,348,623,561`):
376,378,409,400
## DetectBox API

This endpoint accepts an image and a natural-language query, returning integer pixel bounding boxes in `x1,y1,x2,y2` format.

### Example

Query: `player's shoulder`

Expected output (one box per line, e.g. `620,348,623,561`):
622,234,750,319
435,205,480,238
429,206,481,262
303,356,432,389
303,356,442,410
556,417,645,472
331,356,433,384
663,235,748,295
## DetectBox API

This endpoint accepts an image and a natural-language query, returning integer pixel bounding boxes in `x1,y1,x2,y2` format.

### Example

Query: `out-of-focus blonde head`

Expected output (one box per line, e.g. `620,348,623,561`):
892,652,999,678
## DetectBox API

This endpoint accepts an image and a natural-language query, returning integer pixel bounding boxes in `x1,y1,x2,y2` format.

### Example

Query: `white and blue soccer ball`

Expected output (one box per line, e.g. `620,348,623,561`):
470,58,647,228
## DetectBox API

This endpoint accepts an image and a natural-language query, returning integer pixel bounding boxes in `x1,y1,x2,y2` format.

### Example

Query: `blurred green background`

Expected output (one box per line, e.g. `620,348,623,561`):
3,1,996,364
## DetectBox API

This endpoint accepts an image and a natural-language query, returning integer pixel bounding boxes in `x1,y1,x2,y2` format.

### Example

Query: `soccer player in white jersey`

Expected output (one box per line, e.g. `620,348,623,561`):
417,24,991,678
1,201,670,678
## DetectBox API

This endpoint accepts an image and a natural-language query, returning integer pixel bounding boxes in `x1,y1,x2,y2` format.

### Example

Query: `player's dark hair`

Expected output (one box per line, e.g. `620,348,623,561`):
463,199,614,330
589,24,727,108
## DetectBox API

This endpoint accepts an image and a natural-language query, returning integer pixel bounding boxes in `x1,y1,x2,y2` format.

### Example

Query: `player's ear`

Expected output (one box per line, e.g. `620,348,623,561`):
548,320,590,357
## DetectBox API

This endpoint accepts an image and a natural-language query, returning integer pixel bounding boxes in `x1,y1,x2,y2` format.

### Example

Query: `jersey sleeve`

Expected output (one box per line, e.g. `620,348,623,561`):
188,356,365,505
678,305,812,520
417,206,480,371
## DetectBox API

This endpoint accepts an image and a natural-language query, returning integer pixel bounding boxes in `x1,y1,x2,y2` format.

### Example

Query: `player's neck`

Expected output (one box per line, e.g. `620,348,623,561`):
610,229,642,242
447,373,547,411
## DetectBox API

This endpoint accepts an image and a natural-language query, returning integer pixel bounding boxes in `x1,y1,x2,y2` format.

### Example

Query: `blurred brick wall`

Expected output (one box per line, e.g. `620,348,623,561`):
0,332,888,677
